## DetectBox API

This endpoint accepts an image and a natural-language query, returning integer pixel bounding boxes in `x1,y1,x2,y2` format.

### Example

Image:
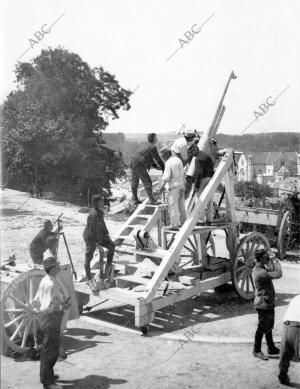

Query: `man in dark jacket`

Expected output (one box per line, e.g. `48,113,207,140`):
253,249,282,360
30,220,60,264
192,150,215,221
83,194,115,289
130,133,164,205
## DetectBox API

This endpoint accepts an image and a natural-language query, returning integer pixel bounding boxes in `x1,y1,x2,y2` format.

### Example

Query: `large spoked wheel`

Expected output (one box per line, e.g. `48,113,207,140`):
166,232,216,266
1,269,44,353
277,210,292,260
232,232,270,301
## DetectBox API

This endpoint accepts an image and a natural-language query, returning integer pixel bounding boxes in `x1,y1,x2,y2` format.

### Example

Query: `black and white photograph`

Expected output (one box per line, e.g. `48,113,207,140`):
1,0,300,388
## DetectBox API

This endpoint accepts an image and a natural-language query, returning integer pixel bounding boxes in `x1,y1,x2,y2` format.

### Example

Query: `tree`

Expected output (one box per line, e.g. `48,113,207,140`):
1,47,132,201
234,181,273,199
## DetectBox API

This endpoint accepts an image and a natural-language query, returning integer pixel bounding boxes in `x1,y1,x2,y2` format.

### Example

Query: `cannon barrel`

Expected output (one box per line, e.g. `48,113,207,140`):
197,71,237,155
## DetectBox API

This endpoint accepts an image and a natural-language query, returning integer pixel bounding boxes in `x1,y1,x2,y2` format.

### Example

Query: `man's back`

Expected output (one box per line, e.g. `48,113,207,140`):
163,155,185,188
171,137,188,162
83,208,108,242
30,229,47,251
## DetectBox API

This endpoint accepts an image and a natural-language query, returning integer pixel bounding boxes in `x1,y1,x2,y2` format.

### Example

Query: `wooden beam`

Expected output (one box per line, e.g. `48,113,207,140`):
140,272,232,315
224,168,238,262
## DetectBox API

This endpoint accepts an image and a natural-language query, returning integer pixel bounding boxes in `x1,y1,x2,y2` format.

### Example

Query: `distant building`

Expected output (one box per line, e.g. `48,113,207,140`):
237,151,300,183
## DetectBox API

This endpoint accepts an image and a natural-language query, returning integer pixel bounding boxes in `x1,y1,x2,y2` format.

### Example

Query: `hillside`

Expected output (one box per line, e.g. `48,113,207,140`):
215,132,300,152
104,132,300,158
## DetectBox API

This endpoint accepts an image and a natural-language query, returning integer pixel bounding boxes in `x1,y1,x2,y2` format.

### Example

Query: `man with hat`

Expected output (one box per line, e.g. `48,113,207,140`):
253,249,282,360
171,130,197,166
83,194,115,289
30,220,61,264
34,250,70,389
130,133,165,205
158,146,186,230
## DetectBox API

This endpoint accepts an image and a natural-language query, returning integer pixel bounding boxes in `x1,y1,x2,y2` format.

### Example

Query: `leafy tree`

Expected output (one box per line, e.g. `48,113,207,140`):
1,47,132,202
234,181,273,199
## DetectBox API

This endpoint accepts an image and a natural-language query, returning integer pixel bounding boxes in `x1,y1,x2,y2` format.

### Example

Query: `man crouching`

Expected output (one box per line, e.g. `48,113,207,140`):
34,250,70,389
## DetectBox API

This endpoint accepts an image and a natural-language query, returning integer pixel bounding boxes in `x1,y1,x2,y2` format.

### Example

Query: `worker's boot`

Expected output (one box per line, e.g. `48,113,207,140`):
131,187,142,205
266,332,280,355
146,189,160,205
104,263,115,288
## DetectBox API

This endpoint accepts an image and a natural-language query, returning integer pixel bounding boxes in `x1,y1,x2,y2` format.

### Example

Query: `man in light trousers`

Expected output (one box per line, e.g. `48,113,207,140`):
158,146,186,231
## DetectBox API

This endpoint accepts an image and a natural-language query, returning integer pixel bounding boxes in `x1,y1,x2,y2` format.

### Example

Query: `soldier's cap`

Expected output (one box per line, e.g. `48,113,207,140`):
43,249,57,270
184,130,196,139
171,143,181,154
160,146,171,156
44,219,52,228
255,249,269,262
91,194,103,203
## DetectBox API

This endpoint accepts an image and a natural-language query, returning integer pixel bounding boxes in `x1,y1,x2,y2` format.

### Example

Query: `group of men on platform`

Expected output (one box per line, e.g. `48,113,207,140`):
129,130,217,230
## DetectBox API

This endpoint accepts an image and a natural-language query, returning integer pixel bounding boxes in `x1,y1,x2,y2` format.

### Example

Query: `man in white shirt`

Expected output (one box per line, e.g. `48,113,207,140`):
34,251,70,389
158,146,186,230
278,294,300,385
171,130,196,166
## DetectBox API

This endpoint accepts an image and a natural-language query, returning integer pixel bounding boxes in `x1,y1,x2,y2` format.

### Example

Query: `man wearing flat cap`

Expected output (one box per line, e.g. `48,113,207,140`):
83,194,115,289
34,250,70,389
253,249,282,360
130,133,165,205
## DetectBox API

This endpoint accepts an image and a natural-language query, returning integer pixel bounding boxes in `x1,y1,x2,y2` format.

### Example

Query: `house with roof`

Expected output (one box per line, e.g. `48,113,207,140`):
237,151,300,183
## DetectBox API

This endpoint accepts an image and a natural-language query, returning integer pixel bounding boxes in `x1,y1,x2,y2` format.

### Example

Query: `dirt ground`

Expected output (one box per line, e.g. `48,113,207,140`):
1,189,300,389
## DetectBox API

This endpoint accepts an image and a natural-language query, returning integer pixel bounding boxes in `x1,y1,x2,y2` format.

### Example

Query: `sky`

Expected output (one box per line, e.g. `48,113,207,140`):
1,0,300,136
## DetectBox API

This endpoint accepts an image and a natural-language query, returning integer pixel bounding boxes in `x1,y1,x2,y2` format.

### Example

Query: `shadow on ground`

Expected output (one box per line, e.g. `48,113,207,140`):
0,208,34,217
57,374,127,388
10,327,112,362
85,290,297,335
65,328,110,338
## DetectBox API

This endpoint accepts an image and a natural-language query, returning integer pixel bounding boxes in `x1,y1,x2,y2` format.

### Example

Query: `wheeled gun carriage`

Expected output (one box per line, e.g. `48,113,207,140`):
75,71,272,332
0,71,273,352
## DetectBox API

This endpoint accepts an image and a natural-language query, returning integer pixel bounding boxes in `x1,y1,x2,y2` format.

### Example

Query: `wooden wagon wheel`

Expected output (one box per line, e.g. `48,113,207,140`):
232,232,270,301
1,269,44,353
277,210,292,260
165,232,216,266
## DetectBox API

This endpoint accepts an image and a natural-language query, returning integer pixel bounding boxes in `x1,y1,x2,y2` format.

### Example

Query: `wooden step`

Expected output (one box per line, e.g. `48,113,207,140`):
101,286,146,302
127,224,147,228
115,248,134,255
125,262,156,277
177,275,199,286
116,274,151,288
134,248,168,260
162,222,237,235
118,235,135,241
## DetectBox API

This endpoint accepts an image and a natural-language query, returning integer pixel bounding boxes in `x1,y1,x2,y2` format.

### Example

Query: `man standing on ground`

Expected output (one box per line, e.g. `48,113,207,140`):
34,251,70,389
130,133,164,205
30,220,61,264
278,294,300,385
253,249,282,360
158,146,186,231
83,194,115,289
